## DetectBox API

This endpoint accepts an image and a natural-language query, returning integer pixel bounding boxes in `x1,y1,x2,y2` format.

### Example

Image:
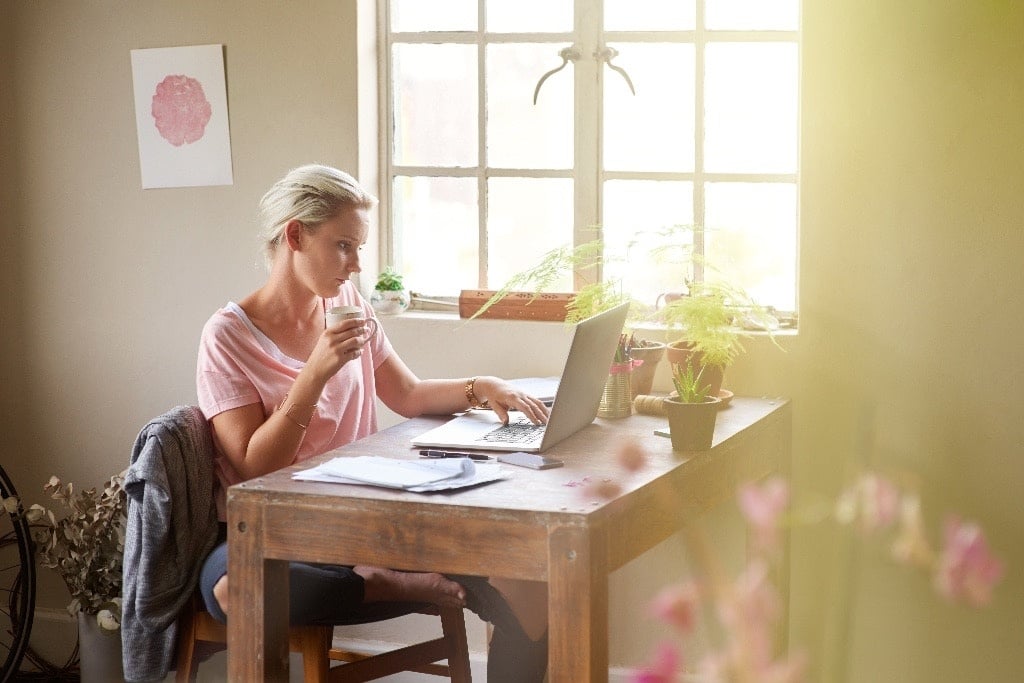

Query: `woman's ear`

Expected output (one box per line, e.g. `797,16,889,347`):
283,219,305,250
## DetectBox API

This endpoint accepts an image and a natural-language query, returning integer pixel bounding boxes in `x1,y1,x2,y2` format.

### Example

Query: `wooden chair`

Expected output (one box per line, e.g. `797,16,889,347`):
175,591,472,682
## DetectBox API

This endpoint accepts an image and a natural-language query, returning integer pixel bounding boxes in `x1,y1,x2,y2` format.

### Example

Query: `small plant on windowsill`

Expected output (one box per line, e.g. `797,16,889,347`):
374,266,405,293
371,266,410,315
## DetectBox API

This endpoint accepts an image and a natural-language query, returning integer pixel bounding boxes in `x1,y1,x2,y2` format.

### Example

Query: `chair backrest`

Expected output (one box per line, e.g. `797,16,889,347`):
122,406,220,682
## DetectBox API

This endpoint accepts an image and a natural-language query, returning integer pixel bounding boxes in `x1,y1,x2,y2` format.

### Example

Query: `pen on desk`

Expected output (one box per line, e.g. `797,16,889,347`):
419,450,493,461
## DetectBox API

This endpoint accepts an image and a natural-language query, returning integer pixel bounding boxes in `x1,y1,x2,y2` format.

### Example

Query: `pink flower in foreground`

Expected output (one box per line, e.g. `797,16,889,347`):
739,476,790,554
585,478,623,500
890,495,934,569
835,473,901,534
699,648,806,683
751,652,808,683
934,516,1004,607
650,580,702,634
718,559,782,670
630,640,681,683
617,437,648,472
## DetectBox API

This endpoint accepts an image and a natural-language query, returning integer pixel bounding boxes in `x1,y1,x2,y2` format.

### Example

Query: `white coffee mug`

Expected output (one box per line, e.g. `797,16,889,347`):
326,306,379,340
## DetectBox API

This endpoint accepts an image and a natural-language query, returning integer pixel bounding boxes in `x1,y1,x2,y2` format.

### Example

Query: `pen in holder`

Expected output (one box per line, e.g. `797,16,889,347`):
598,360,638,419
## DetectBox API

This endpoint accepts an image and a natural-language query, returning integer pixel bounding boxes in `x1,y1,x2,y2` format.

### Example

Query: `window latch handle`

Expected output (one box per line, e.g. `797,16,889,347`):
595,46,636,96
532,46,581,105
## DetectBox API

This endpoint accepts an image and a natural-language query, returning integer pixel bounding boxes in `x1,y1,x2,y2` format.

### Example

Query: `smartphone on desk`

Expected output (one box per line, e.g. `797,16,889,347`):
497,451,564,470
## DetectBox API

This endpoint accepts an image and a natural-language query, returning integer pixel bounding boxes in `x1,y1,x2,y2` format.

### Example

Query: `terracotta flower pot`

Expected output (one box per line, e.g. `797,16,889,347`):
665,341,725,398
663,395,721,452
628,341,666,398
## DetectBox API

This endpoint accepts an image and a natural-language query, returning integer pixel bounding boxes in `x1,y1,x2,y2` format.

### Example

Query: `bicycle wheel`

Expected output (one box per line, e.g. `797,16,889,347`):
0,464,36,683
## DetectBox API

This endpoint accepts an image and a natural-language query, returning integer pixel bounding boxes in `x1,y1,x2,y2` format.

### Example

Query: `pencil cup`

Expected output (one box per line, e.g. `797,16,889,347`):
597,362,633,418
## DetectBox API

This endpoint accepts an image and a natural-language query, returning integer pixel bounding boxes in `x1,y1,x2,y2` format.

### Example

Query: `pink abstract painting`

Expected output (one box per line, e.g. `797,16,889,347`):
151,74,213,146
131,44,233,188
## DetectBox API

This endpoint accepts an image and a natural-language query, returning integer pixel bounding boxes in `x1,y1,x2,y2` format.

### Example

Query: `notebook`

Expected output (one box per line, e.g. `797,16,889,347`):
411,302,630,453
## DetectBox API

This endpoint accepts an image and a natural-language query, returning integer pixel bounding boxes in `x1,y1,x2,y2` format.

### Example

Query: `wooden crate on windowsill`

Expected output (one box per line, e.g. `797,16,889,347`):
458,290,575,321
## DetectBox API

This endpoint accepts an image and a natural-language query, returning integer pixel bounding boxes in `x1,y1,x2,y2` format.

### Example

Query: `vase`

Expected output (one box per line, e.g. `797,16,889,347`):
628,342,666,398
663,396,721,452
78,610,124,682
370,288,410,315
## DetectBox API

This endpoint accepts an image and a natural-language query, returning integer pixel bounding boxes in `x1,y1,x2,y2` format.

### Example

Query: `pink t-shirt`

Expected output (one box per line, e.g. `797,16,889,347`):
196,286,393,518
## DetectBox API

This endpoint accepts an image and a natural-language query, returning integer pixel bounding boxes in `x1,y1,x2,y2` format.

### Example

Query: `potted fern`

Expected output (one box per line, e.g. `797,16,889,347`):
662,361,721,452
370,266,410,315
465,239,641,323
655,279,777,399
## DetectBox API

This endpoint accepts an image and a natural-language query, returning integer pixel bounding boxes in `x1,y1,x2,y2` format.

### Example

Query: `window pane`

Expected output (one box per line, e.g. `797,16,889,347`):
604,44,695,173
393,176,479,292
604,0,695,31
705,0,800,31
704,42,798,174
604,180,694,307
487,44,573,169
391,0,476,32
393,45,478,167
704,182,797,311
487,178,574,289
487,0,573,32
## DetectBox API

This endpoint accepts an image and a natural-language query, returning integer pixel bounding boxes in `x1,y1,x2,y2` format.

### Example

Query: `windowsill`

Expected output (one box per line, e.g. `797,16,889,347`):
380,309,798,338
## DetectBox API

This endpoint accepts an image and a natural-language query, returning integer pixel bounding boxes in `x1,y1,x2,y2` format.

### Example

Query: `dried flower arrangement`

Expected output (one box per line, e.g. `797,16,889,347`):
24,471,128,633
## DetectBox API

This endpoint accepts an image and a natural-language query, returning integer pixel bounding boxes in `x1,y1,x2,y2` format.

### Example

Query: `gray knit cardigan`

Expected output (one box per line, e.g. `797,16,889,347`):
121,405,219,682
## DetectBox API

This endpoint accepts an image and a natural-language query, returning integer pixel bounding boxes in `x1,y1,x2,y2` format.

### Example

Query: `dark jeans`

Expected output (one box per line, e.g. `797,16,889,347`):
199,541,547,682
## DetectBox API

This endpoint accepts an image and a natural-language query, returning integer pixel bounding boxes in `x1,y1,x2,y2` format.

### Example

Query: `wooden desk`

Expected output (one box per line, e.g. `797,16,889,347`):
226,397,791,681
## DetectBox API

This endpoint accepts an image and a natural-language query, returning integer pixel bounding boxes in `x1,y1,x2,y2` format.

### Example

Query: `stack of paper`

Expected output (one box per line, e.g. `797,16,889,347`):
292,455,506,492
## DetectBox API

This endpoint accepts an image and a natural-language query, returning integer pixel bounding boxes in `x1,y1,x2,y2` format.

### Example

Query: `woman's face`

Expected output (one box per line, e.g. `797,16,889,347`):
295,205,369,298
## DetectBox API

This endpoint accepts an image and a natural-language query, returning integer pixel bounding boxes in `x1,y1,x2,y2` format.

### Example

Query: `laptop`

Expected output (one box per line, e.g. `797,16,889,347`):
411,302,630,453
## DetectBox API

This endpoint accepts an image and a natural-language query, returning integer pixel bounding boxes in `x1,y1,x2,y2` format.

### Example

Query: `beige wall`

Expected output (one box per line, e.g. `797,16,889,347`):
795,1,1024,680
3,0,364,507
4,0,1023,680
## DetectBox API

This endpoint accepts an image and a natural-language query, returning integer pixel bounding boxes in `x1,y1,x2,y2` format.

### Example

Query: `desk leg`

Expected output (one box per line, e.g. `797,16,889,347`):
549,525,609,682
228,503,290,681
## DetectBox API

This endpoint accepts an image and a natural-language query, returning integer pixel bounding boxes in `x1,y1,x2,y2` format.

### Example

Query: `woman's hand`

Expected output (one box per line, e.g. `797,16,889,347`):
471,376,550,426
307,317,372,381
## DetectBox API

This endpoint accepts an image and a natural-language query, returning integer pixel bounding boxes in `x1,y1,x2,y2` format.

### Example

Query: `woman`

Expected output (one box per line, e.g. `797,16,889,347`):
196,164,549,680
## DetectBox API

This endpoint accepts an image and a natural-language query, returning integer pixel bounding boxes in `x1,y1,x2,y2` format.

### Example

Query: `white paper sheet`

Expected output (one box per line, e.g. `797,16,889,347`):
292,456,507,492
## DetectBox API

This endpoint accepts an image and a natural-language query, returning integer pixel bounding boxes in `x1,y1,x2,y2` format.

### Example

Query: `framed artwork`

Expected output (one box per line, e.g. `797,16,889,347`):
130,44,233,189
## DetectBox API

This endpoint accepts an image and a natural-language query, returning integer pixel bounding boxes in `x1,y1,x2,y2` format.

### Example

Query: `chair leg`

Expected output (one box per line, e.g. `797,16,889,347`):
294,624,333,683
175,602,200,682
439,606,472,683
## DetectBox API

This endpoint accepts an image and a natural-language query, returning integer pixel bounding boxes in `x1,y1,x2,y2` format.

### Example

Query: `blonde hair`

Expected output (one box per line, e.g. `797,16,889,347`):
257,164,377,269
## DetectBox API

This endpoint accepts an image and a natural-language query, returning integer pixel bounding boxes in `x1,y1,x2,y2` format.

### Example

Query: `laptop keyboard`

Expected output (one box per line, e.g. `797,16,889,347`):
479,417,546,444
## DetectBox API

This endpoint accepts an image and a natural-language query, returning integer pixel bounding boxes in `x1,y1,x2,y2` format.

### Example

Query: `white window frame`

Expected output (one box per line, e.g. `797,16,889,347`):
378,0,800,314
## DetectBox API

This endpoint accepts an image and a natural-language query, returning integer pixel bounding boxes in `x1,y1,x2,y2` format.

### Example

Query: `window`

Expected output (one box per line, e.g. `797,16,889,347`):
381,0,799,314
